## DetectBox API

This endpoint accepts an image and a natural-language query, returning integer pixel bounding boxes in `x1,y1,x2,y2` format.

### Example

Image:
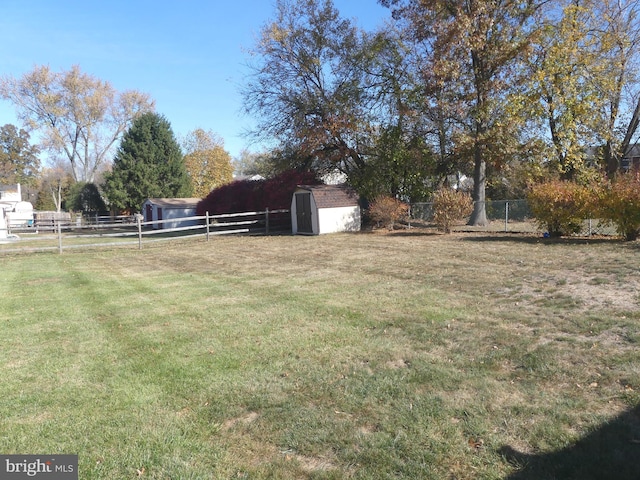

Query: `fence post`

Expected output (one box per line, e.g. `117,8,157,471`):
265,208,270,234
206,211,210,241
408,204,412,229
137,215,142,250
505,201,509,233
57,219,63,254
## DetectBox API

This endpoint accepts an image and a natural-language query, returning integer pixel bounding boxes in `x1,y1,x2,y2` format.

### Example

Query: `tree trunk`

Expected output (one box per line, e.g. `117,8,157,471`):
52,181,63,213
617,96,640,175
468,155,488,226
468,48,489,227
604,139,618,177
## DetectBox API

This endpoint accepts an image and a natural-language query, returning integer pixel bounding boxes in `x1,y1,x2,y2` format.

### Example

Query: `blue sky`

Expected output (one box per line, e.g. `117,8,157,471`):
0,0,391,162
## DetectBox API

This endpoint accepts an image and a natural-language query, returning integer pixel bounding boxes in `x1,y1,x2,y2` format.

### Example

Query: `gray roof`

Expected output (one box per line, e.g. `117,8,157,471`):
623,145,640,158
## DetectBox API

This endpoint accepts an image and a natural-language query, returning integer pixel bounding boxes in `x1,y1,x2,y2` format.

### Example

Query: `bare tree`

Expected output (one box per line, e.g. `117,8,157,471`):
36,160,73,212
242,0,377,177
0,65,155,182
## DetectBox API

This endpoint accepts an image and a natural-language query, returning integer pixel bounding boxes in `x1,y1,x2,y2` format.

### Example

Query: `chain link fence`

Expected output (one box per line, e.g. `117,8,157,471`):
410,199,619,236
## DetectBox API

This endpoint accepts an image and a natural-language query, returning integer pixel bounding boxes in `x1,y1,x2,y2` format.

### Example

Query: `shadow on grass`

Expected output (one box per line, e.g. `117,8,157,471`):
460,234,625,246
359,224,441,237
377,230,442,238
500,404,640,480
364,227,640,248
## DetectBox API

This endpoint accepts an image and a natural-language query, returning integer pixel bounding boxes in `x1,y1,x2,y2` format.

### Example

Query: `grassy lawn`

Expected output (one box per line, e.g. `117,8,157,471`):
1,231,639,479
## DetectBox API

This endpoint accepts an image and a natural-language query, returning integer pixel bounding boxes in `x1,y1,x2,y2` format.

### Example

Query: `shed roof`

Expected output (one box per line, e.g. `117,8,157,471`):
144,198,201,208
297,184,359,209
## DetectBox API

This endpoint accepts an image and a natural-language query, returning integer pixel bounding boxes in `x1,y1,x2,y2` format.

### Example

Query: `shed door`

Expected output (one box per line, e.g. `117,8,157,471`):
157,207,163,230
296,193,312,233
145,204,153,223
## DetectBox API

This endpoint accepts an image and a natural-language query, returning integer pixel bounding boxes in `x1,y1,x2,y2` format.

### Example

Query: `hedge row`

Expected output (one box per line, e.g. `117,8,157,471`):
196,170,320,215
527,174,640,240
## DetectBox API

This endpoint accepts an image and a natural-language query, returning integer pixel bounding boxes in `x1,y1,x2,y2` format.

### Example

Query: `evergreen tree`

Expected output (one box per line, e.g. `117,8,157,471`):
103,113,191,212
65,182,108,213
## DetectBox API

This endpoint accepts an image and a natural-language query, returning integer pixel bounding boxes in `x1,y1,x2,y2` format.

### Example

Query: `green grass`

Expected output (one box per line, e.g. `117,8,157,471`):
1,232,639,479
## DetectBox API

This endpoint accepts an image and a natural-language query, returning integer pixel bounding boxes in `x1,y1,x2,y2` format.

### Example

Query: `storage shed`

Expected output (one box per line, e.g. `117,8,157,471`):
291,185,360,235
142,198,201,230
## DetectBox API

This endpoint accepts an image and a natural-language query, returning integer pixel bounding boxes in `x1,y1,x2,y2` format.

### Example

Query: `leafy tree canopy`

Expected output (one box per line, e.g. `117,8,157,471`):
239,0,640,204
0,124,40,186
233,149,275,179
35,164,73,212
243,0,378,176
182,129,234,198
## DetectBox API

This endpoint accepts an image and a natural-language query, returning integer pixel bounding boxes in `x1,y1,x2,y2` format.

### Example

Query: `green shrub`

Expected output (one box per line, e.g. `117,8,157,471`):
431,188,473,233
601,173,640,241
526,180,600,237
368,196,409,230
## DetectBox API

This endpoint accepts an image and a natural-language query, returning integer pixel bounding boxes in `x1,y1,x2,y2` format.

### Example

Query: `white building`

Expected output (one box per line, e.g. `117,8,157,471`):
0,183,34,228
0,207,6,239
291,185,361,235
142,198,201,230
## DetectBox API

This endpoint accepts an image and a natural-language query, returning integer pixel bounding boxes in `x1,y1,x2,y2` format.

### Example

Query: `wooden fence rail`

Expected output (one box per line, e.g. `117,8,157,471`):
1,209,291,254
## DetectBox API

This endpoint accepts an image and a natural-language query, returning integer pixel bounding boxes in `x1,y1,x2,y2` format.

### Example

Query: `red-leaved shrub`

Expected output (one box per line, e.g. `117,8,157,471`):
196,170,320,215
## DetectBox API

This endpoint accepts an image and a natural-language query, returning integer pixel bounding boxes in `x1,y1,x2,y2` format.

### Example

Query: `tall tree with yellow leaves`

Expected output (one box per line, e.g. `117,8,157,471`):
517,2,603,178
517,0,640,178
596,0,640,175
182,129,233,198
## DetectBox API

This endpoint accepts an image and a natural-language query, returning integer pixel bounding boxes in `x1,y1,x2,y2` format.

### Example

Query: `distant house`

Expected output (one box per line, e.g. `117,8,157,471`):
291,184,360,235
622,145,640,172
0,184,21,203
142,198,201,230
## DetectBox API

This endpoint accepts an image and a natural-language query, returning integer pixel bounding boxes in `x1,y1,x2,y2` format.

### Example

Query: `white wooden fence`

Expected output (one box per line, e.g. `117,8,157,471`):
0,209,290,254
